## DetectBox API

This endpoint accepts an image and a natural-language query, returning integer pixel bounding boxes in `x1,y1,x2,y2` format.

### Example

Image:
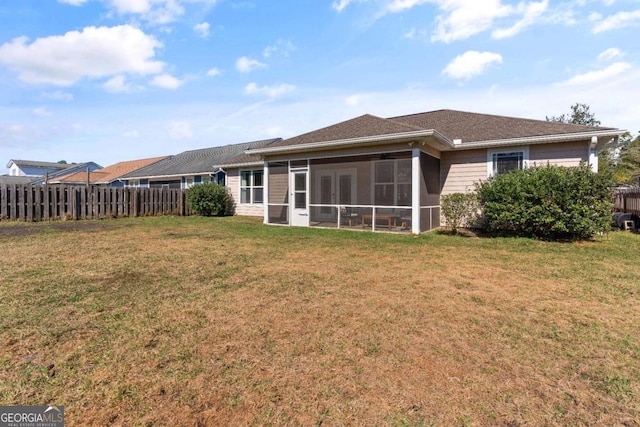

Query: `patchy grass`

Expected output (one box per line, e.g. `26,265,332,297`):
1,216,639,426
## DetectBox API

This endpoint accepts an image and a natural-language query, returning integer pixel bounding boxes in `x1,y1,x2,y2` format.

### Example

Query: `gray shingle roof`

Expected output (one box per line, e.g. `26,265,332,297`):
123,138,281,179
263,109,619,150
7,159,71,170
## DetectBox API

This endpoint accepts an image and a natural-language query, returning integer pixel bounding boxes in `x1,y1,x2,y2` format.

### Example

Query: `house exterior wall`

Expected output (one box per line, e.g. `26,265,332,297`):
529,140,589,167
440,148,487,195
227,168,264,217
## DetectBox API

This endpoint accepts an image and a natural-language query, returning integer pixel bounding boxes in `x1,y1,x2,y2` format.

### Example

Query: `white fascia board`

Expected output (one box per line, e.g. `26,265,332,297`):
245,130,454,156
452,129,627,150
213,161,263,169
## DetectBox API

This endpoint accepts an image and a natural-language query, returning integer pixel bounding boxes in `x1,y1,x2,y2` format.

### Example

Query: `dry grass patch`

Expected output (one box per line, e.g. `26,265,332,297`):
1,217,639,426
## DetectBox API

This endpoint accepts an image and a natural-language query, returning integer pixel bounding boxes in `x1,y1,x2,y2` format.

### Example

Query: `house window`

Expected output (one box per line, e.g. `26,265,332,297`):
373,159,411,206
202,176,211,184
185,177,194,189
240,170,264,204
488,147,529,177
129,180,140,188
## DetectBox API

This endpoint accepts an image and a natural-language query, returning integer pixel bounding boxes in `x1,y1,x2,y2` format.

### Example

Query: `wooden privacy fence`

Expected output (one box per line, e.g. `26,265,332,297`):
614,188,640,215
0,184,192,222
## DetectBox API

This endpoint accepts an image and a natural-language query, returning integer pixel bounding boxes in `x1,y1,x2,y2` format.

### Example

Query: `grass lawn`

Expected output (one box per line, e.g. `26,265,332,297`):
1,216,639,426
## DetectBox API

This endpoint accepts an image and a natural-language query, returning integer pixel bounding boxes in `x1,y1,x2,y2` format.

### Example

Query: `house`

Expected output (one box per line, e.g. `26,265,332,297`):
246,109,626,234
120,138,281,216
48,156,168,187
6,159,102,182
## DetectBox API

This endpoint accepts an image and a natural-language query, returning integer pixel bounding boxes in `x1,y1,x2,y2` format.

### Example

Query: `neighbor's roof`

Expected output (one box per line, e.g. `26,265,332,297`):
253,109,622,153
52,156,168,184
122,138,281,179
7,159,72,170
0,175,38,185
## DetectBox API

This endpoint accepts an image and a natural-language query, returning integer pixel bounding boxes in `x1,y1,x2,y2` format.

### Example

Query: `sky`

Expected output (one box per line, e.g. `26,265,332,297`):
0,0,639,169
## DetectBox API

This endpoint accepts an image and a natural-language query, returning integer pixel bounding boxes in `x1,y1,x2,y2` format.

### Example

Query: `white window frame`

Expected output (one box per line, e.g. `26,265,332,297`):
372,159,412,206
239,169,264,205
128,180,140,188
487,146,529,177
201,176,211,184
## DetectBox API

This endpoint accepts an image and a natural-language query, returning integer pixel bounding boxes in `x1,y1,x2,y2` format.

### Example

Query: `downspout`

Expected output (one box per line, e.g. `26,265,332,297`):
588,136,599,172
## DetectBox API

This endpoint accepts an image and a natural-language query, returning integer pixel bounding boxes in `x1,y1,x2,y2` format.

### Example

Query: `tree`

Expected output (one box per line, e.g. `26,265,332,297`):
546,102,601,127
612,132,640,185
57,160,68,164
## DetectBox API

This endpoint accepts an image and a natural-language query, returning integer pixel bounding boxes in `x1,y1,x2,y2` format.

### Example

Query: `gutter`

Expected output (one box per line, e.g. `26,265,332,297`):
122,171,218,180
246,130,454,155
448,129,627,150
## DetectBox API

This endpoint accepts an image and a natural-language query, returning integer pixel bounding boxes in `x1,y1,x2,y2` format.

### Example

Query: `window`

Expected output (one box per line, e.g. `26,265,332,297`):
488,147,529,177
185,177,194,189
202,176,211,184
128,180,140,188
240,170,264,204
373,159,412,206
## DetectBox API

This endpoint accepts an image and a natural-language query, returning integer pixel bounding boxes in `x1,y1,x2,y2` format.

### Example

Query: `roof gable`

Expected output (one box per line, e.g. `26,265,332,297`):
268,114,424,148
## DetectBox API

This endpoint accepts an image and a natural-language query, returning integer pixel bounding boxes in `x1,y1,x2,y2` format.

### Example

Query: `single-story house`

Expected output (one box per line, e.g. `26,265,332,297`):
6,160,102,182
48,156,168,187
120,138,281,216
246,109,626,234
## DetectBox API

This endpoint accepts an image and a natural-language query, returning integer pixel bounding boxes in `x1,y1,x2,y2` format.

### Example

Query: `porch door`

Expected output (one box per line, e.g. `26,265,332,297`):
316,170,356,221
290,170,309,227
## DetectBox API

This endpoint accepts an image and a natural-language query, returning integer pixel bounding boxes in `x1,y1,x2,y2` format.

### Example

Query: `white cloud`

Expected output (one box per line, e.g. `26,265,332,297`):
593,9,640,33
33,107,53,117
194,22,210,38
598,47,624,62
235,56,267,73
42,90,74,101
103,75,135,93
442,50,503,80
206,67,222,77
431,0,515,43
263,39,296,58
123,130,140,138
244,82,296,98
0,25,164,86
492,0,548,39
58,0,88,5
168,120,193,140
559,62,632,86
332,0,363,12
149,73,184,90
103,0,219,24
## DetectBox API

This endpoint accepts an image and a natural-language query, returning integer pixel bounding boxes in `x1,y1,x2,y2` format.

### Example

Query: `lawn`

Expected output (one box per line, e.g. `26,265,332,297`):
1,216,639,426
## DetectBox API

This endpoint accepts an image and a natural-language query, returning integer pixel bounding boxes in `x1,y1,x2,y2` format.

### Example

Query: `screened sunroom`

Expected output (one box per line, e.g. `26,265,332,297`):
263,148,441,234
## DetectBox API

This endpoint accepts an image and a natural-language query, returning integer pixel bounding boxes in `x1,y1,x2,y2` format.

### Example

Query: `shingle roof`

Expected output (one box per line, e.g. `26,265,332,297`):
262,109,619,150
389,109,615,143
123,138,281,179
52,156,168,184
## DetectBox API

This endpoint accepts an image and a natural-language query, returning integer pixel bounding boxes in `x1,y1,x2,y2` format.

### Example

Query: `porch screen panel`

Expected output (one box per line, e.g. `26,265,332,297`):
268,162,289,204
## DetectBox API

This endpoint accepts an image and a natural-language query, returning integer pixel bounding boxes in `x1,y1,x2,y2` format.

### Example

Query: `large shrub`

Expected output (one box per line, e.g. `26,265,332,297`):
441,192,478,233
475,163,613,240
187,183,234,217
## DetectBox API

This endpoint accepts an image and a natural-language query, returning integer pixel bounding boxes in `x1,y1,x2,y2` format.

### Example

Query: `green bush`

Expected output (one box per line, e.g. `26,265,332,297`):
441,192,478,233
475,163,613,241
187,183,234,217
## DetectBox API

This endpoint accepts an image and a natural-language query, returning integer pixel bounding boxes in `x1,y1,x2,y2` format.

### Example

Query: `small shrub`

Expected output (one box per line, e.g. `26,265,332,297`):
187,183,234,217
475,163,613,240
441,192,478,233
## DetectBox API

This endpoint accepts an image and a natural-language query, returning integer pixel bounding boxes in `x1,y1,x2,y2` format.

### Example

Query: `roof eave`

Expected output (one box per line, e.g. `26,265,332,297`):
246,130,454,156
450,129,627,150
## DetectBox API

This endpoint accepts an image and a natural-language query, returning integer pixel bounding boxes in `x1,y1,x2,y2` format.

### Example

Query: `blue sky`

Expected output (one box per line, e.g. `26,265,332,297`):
0,0,638,168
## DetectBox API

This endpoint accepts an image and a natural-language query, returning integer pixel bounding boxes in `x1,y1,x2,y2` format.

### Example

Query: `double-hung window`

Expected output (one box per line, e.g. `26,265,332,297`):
373,159,412,206
488,147,529,177
240,170,264,204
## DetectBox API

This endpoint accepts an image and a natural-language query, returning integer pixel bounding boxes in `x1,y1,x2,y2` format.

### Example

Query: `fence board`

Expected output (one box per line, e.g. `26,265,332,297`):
0,184,190,222
614,188,640,215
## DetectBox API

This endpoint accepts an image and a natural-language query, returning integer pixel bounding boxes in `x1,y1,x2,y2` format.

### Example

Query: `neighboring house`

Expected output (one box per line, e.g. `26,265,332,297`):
0,175,37,185
6,159,102,180
246,109,626,234
120,138,281,216
48,156,168,187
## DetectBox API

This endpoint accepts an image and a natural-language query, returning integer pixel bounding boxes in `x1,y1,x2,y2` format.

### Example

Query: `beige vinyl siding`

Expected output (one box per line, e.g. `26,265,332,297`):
226,168,264,217
530,140,589,167
440,148,486,195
